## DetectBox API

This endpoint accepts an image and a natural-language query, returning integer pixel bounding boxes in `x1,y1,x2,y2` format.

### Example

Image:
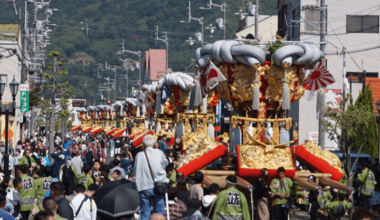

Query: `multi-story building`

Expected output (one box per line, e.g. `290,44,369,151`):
0,24,22,142
278,0,379,149
144,49,172,84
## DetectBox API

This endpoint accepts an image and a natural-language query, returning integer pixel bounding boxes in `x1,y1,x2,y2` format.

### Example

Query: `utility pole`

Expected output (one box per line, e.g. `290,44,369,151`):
320,0,326,59
342,48,346,97
199,0,227,39
119,58,130,97
118,41,142,90
180,2,204,46
48,55,58,163
318,0,327,150
255,0,259,39
155,26,169,74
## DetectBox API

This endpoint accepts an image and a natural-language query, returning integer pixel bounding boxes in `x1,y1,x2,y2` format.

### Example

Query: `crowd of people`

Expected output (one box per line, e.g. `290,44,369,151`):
0,130,375,220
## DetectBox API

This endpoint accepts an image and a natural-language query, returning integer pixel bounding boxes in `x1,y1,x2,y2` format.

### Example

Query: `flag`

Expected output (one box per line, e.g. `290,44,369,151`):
304,63,335,91
161,83,172,105
200,61,227,96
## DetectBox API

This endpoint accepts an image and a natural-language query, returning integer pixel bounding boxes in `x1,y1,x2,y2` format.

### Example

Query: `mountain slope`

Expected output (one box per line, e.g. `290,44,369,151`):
1,0,277,103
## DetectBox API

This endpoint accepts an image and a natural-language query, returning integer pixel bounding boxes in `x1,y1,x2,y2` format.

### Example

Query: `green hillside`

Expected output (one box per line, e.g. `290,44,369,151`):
1,0,277,103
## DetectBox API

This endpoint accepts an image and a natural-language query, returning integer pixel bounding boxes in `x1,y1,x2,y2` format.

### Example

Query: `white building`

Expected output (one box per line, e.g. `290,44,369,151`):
234,15,278,41
54,98,86,127
278,0,378,149
0,24,22,143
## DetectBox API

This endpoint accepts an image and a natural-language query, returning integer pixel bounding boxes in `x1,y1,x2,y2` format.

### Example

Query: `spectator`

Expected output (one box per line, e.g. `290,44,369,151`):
51,154,65,178
50,182,73,220
149,213,166,220
177,177,189,206
120,152,133,176
255,168,273,220
91,160,102,184
95,142,106,164
107,137,115,158
17,165,35,220
357,160,375,211
85,184,98,198
166,187,186,220
71,184,97,220
110,159,126,179
166,163,176,187
112,170,121,181
34,167,53,210
33,211,54,220
183,198,209,220
189,171,204,201
63,138,74,151
270,167,294,220
83,143,94,166
77,165,94,190
133,134,169,220
108,154,119,169
352,208,372,220
42,197,65,220
36,139,46,152
58,158,79,195
114,137,123,155
18,149,37,173
212,175,249,220
71,152,83,175
7,178,22,219
202,183,219,217
328,193,352,220
37,150,50,167
157,136,166,153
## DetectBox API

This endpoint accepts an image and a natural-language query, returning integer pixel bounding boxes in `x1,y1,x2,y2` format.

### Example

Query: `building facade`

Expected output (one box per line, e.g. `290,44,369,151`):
278,0,379,149
0,24,22,143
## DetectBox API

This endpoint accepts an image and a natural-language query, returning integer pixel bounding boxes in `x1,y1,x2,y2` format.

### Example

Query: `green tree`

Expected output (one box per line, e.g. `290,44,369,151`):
353,84,379,157
323,93,376,187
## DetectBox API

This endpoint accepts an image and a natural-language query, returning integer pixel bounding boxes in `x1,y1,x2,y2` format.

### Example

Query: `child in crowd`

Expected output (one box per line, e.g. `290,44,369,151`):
112,170,121,181
78,164,94,190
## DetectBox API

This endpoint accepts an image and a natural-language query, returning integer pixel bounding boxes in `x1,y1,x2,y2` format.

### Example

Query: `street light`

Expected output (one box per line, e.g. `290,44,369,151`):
0,76,19,179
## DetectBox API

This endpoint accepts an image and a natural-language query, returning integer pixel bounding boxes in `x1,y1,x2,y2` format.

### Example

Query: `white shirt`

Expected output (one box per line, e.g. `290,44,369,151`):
71,194,97,220
133,147,169,192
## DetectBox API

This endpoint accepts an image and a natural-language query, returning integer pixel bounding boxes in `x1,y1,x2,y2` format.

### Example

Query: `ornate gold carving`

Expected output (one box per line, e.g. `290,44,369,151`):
177,130,221,168
239,144,294,170
302,140,343,173
179,89,190,106
163,98,176,115
263,65,301,103
216,132,230,143
258,102,266,119
229,64,267,102
131,123,146,136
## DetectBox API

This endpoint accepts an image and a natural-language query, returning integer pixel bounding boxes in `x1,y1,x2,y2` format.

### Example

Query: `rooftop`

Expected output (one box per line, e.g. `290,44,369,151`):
0,24,19,42
365,77,380,112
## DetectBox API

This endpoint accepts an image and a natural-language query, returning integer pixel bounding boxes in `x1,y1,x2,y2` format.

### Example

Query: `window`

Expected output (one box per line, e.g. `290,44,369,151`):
277,4,288,32
291,7,300,39
346,72,378,83
347,15,379,33
0,74,8,88
305,10,320,32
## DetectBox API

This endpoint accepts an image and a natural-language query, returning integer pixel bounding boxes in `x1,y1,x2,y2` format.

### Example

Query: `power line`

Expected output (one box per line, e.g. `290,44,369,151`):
324,13,362,71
